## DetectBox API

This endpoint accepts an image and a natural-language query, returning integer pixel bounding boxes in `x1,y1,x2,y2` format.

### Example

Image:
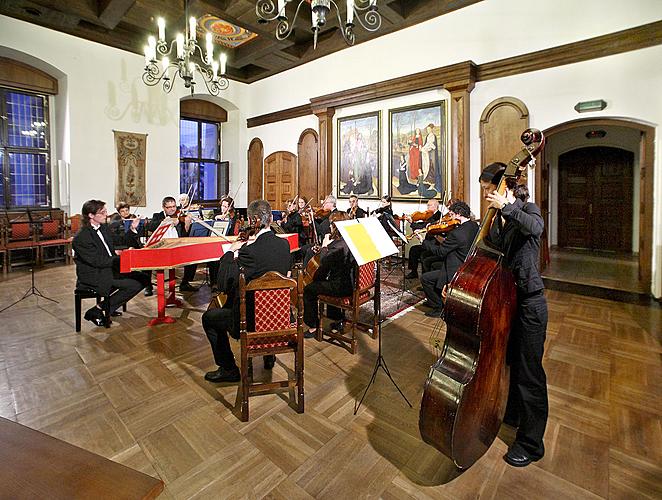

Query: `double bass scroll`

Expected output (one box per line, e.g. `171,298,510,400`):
418,128,545,469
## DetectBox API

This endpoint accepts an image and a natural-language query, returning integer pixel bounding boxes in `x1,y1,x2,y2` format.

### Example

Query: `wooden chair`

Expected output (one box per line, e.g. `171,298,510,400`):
0,223,7,276
6,222,36,271
239,268,304,422
36,219,71,265
316,262,379,354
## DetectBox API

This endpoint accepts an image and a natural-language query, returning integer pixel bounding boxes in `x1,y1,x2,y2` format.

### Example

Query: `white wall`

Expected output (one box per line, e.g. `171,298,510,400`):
0,14,249,215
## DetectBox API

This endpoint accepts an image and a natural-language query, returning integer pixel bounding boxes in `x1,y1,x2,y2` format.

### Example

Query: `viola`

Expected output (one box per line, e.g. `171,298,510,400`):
426,218,461,236
410,209,435,222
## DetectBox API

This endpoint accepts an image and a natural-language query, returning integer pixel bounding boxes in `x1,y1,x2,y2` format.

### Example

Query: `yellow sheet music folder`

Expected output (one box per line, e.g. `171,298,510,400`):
335,217,398,266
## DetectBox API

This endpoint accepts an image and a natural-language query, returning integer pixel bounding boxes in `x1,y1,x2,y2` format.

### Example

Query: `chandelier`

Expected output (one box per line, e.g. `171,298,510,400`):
256,0,382,49
142,5,229,96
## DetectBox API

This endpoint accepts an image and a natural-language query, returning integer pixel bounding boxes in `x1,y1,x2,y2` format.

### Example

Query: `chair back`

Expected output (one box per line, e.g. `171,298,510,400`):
40,220,62,240
356,262,377,293
9,222,32,242
68,215,81,236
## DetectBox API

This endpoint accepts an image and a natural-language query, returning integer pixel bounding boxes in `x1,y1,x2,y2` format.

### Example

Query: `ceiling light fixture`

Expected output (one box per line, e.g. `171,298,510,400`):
142,2,229,96
256,0,382,49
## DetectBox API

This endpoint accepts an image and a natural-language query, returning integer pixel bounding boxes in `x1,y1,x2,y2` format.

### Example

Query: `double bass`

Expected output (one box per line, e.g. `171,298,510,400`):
419,129,545,469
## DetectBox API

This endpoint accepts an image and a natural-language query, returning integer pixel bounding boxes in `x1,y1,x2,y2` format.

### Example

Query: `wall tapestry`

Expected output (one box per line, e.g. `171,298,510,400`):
113,130,147,207
337,111,380,199
389,101,446,201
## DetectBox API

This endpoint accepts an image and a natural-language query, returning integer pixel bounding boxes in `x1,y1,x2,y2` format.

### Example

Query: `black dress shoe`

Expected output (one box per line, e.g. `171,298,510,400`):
503,448,540,467
304,330,316,339
263,355,276,370
179,282,199,292
405,271,418,279
204,367,240,383
84,308,108,327
111,311,122,317
144,287,153,297
425,308,444,318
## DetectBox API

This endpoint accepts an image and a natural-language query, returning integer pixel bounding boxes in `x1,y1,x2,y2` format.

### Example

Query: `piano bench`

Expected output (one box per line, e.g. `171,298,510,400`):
74,288,127,332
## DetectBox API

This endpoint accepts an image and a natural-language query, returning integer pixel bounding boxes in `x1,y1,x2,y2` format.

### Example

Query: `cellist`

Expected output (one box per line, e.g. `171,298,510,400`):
302,212,355,339
480,162,549,468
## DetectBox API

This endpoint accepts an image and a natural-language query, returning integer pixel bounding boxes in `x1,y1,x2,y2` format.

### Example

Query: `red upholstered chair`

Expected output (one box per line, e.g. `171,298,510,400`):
0,223,7,276
6,222,35,271
239,268,304,422
316,262,379,354
37,219,71,265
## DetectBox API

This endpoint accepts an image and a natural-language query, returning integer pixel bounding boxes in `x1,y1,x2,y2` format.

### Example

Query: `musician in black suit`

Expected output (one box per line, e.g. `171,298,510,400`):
419,201,478,317
302,212,356,338
72,200,145,327
202,199,292,383
405,198,443,278
213,196,239,236
146,196,198,292
481,162,548,468
278,198,305,242
346,195,367,219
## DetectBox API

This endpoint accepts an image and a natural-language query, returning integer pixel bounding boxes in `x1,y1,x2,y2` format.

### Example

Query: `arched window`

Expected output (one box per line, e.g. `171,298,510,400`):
179,99,228,202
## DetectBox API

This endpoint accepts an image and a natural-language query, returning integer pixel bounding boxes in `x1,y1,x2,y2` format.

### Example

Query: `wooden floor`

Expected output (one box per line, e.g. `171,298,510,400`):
543,247,646,293
0,264,660,499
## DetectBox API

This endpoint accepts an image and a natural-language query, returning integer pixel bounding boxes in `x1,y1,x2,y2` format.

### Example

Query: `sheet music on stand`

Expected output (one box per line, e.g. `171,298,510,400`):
333,217,412,414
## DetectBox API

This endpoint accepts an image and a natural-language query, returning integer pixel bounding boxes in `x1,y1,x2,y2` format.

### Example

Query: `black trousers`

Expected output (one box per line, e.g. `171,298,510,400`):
420,270,444,309
408,245,433,272
182,264,197,283
505,290,549,459
421,255,442,273
202,307,238,369
102,276,143,313
303,280,351,328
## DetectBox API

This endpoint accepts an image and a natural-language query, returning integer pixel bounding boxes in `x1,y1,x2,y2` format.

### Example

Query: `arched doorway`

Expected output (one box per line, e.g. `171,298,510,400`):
537,118,654,293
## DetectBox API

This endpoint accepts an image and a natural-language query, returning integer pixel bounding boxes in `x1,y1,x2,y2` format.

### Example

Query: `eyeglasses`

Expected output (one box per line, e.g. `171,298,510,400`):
164,204,177,209
95,208,108,215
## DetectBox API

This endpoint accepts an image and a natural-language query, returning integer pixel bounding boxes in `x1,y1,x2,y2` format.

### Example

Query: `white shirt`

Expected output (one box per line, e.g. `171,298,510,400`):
91,223,113,257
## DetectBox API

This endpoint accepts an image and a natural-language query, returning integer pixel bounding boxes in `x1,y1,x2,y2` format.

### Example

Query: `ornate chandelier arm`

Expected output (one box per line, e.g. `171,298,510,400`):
351,0,382,32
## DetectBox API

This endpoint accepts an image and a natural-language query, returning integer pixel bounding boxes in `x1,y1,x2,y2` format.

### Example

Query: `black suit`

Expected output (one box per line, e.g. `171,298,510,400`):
73,225,143,313
408,210,442,273
420,220,479,309
303,238,355,327
488,199,548,461
281,211,305,245
346,206,367,219
202,230,292,370
147,211,197,285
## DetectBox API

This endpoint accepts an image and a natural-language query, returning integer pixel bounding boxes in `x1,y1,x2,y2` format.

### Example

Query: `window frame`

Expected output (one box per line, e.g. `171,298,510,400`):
179,115,227,204
0,86,52,209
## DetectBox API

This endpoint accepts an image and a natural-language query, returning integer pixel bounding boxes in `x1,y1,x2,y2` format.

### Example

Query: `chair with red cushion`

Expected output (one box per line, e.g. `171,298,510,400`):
316,262,379,354
37,219,71,265
6,222,35,271
238,268,304,422
0,223,7,276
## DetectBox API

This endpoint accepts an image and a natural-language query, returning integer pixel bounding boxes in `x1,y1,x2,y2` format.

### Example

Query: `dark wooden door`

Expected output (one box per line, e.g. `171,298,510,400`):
558,146,633,252
264,151,296,211
247,138,264,202
297,128,319,205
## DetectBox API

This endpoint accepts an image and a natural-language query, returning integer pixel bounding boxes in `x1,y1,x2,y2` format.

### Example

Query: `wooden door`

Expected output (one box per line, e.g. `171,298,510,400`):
298,128,319,205
248,138,263,202
264,151,297,211
558,146,633,252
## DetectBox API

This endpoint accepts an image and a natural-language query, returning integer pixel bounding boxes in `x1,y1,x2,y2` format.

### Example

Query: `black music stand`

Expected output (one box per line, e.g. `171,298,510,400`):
0,210,59,314
354,260,412,414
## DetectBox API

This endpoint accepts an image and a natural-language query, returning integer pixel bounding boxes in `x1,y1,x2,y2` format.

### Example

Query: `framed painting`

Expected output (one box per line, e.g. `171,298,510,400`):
389,101,447,201
337,111,380,199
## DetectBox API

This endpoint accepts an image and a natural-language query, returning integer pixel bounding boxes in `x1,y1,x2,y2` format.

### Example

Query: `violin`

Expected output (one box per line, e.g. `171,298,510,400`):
409,209,435,222
236,216,260,242
314,207,331,219
426,217,461,236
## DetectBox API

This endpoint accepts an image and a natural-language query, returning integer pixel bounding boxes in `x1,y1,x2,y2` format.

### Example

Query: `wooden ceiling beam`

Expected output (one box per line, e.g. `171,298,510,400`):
97,0,136,29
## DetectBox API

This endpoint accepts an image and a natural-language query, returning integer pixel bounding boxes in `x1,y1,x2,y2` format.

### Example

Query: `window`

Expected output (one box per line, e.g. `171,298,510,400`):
179,117,228,202
0,88,51,208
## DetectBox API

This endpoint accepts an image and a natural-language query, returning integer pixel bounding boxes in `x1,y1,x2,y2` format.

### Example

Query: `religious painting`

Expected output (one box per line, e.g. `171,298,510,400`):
337,111,380,199
389,101,447,201
113,130,147,207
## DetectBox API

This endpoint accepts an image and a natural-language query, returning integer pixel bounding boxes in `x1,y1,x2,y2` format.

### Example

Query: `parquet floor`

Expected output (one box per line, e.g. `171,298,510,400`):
0,264,660,499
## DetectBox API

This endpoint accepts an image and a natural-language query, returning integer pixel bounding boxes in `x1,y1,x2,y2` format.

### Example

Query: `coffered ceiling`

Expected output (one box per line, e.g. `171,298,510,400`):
0,0,483,83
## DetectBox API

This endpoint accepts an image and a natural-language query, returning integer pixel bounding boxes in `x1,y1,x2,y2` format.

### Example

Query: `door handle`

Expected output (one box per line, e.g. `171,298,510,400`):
589,203,593,215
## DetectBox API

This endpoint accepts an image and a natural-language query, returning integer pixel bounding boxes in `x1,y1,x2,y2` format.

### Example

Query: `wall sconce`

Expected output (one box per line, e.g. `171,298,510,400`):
574,99,607,113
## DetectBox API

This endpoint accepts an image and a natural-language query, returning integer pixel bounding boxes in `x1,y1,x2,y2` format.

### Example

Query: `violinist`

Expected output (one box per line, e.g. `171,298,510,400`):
303,211,355,338
278,198,305,240
346,195,367,219
405,198,442,278
480,162,548,468
146,196,198,292
371,194,400,237
214,196,238,236
419,201,478,318
202,199,292,383
313,195,337,241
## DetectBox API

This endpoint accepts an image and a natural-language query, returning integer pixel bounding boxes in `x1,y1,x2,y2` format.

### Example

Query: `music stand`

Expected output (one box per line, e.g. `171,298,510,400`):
333,218,413,414
380,214,422,302
0,209,59,314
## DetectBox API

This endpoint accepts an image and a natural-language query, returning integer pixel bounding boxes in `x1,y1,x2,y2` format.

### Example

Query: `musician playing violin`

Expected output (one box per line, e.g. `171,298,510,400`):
419,201,478,318
278,198,305,242
480,162,548,468
313,195,338,241
405,198,442,279
214,196,238,236
146,196,198,292
302,211,355,338
346,194,367,219
202,199,292,383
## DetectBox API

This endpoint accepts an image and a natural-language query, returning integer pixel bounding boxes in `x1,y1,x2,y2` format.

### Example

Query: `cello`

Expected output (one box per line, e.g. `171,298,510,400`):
418,129,545,469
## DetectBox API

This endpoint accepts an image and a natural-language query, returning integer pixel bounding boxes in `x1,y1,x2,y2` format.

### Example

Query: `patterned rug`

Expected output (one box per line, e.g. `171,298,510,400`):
376,260,425,319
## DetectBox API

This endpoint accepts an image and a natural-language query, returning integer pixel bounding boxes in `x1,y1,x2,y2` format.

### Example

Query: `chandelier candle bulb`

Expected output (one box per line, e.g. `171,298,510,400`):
206,32,213,64
212,60,219,81
346,0,354,25
189,16,196,41
277,0,286,17
220,53,227,75
157,17,165,41
147,36,156,60
161,57,169,72
143,46,150,66
176,33,184,59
